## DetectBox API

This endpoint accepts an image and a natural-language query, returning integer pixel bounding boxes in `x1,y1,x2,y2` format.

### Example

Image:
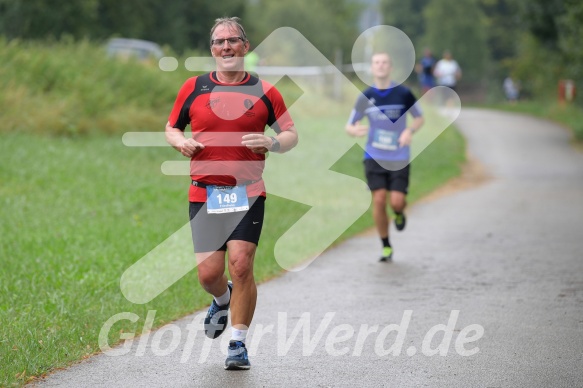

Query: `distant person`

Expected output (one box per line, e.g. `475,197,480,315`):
433,50,462,92
345,52,424,262
165,16,298,370
433,50,462,108
503,76,519,103
416,48,436,94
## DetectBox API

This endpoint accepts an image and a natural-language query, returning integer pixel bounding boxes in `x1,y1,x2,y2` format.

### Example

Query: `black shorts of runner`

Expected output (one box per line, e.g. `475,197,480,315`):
189,196,265,253
364,158,410,194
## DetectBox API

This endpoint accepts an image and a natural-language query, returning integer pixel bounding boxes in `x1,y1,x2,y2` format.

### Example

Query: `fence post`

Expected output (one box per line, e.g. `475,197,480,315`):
558,79,576,104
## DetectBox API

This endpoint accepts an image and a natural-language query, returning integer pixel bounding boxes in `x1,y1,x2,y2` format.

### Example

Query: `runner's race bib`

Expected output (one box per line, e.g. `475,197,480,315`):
206,185,249,214
371,129,399,151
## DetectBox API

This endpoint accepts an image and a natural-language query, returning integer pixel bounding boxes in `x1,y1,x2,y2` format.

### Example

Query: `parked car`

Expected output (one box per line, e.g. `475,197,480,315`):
106,38,163,61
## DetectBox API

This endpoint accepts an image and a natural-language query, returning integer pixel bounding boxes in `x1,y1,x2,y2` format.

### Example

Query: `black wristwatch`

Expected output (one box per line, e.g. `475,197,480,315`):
269,136,281,152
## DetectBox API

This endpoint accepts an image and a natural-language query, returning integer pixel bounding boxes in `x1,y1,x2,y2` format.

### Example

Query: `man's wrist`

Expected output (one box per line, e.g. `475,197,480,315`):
269,136,281,152
408,127,416,134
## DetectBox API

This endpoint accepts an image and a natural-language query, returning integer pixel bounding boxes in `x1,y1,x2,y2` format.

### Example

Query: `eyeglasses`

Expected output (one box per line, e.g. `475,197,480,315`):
211,36,245,47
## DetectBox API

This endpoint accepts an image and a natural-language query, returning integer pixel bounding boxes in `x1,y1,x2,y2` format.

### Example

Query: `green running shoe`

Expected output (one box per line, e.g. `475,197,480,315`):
380,246,393,262
394,212,406,231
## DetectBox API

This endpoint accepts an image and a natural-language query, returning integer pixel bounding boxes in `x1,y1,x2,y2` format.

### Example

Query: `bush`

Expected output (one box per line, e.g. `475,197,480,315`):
0,38,193,136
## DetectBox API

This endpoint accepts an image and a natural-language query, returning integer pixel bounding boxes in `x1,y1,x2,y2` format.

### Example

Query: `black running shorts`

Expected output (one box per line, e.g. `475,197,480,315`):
189,196,265,253
364,158,410,194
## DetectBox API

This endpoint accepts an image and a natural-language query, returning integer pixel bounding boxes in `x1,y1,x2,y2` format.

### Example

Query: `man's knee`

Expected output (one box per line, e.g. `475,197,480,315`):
390,193,406,212
228,252,255,281
197,263,224,290
372,190,387,208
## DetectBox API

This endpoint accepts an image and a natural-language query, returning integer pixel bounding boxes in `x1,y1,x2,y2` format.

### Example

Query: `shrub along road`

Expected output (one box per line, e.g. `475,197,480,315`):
36,108,583,387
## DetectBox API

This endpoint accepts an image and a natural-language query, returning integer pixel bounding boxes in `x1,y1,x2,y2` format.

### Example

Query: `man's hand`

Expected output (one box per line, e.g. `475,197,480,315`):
399,116,424,147
165,123,205,158
345,123,369,137
180,138,205,158
241,134,272,154
399,128,414,147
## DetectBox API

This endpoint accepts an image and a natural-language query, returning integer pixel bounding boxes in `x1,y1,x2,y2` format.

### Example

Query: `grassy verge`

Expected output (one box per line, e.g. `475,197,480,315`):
0,38,195,136
482,99,583,142
0,120,464,386
0,40,466,386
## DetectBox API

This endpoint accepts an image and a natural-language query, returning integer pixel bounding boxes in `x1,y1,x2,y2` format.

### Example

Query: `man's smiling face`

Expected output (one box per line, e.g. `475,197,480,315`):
210,24,249,72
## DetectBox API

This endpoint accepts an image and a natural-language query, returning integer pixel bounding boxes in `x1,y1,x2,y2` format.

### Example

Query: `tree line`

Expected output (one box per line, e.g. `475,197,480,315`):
1,0,581,100
382,0,582,98
0,0,361,59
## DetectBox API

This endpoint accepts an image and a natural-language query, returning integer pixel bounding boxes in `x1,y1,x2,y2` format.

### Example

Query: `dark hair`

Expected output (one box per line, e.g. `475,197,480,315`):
209,17,248,46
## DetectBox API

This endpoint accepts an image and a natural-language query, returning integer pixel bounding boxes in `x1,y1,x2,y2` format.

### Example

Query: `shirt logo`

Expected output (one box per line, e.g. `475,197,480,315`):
243,99,256,117
206,97,220,109
384,109,402,120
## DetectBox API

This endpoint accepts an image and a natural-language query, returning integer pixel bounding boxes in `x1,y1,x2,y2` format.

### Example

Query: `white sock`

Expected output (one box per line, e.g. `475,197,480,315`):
231,328,248,343
213,286,230,306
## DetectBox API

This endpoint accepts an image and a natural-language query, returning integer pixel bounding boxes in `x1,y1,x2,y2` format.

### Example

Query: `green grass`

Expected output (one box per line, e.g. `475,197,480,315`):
482,99,583,142
0,40,466,386
0,37,195,136
0,121,464,387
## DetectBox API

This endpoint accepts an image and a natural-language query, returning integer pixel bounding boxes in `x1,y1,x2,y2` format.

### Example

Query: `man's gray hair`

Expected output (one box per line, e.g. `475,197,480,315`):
209,16,248,46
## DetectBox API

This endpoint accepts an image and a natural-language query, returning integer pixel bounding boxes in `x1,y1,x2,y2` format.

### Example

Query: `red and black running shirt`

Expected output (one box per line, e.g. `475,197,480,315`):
167,72,295,202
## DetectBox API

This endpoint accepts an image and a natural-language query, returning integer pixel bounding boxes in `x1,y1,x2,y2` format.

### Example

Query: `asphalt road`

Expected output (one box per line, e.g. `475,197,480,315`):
35,108,583,387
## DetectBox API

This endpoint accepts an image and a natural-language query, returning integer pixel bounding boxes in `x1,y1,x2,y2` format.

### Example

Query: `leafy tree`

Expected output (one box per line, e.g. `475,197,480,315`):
0,0,247,53
502,0,582,100
93,0,247,52
95,0,159,40
522,0,565,50
380,0,430,49
422,0,490,83
556,0,583,81
0,0,99,39
244,0,362,63
479,0,521,64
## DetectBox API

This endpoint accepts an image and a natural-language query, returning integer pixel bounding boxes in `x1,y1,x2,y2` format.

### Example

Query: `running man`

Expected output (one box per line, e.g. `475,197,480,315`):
416,47,436,94
346,52,424,262
165,17,298,369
